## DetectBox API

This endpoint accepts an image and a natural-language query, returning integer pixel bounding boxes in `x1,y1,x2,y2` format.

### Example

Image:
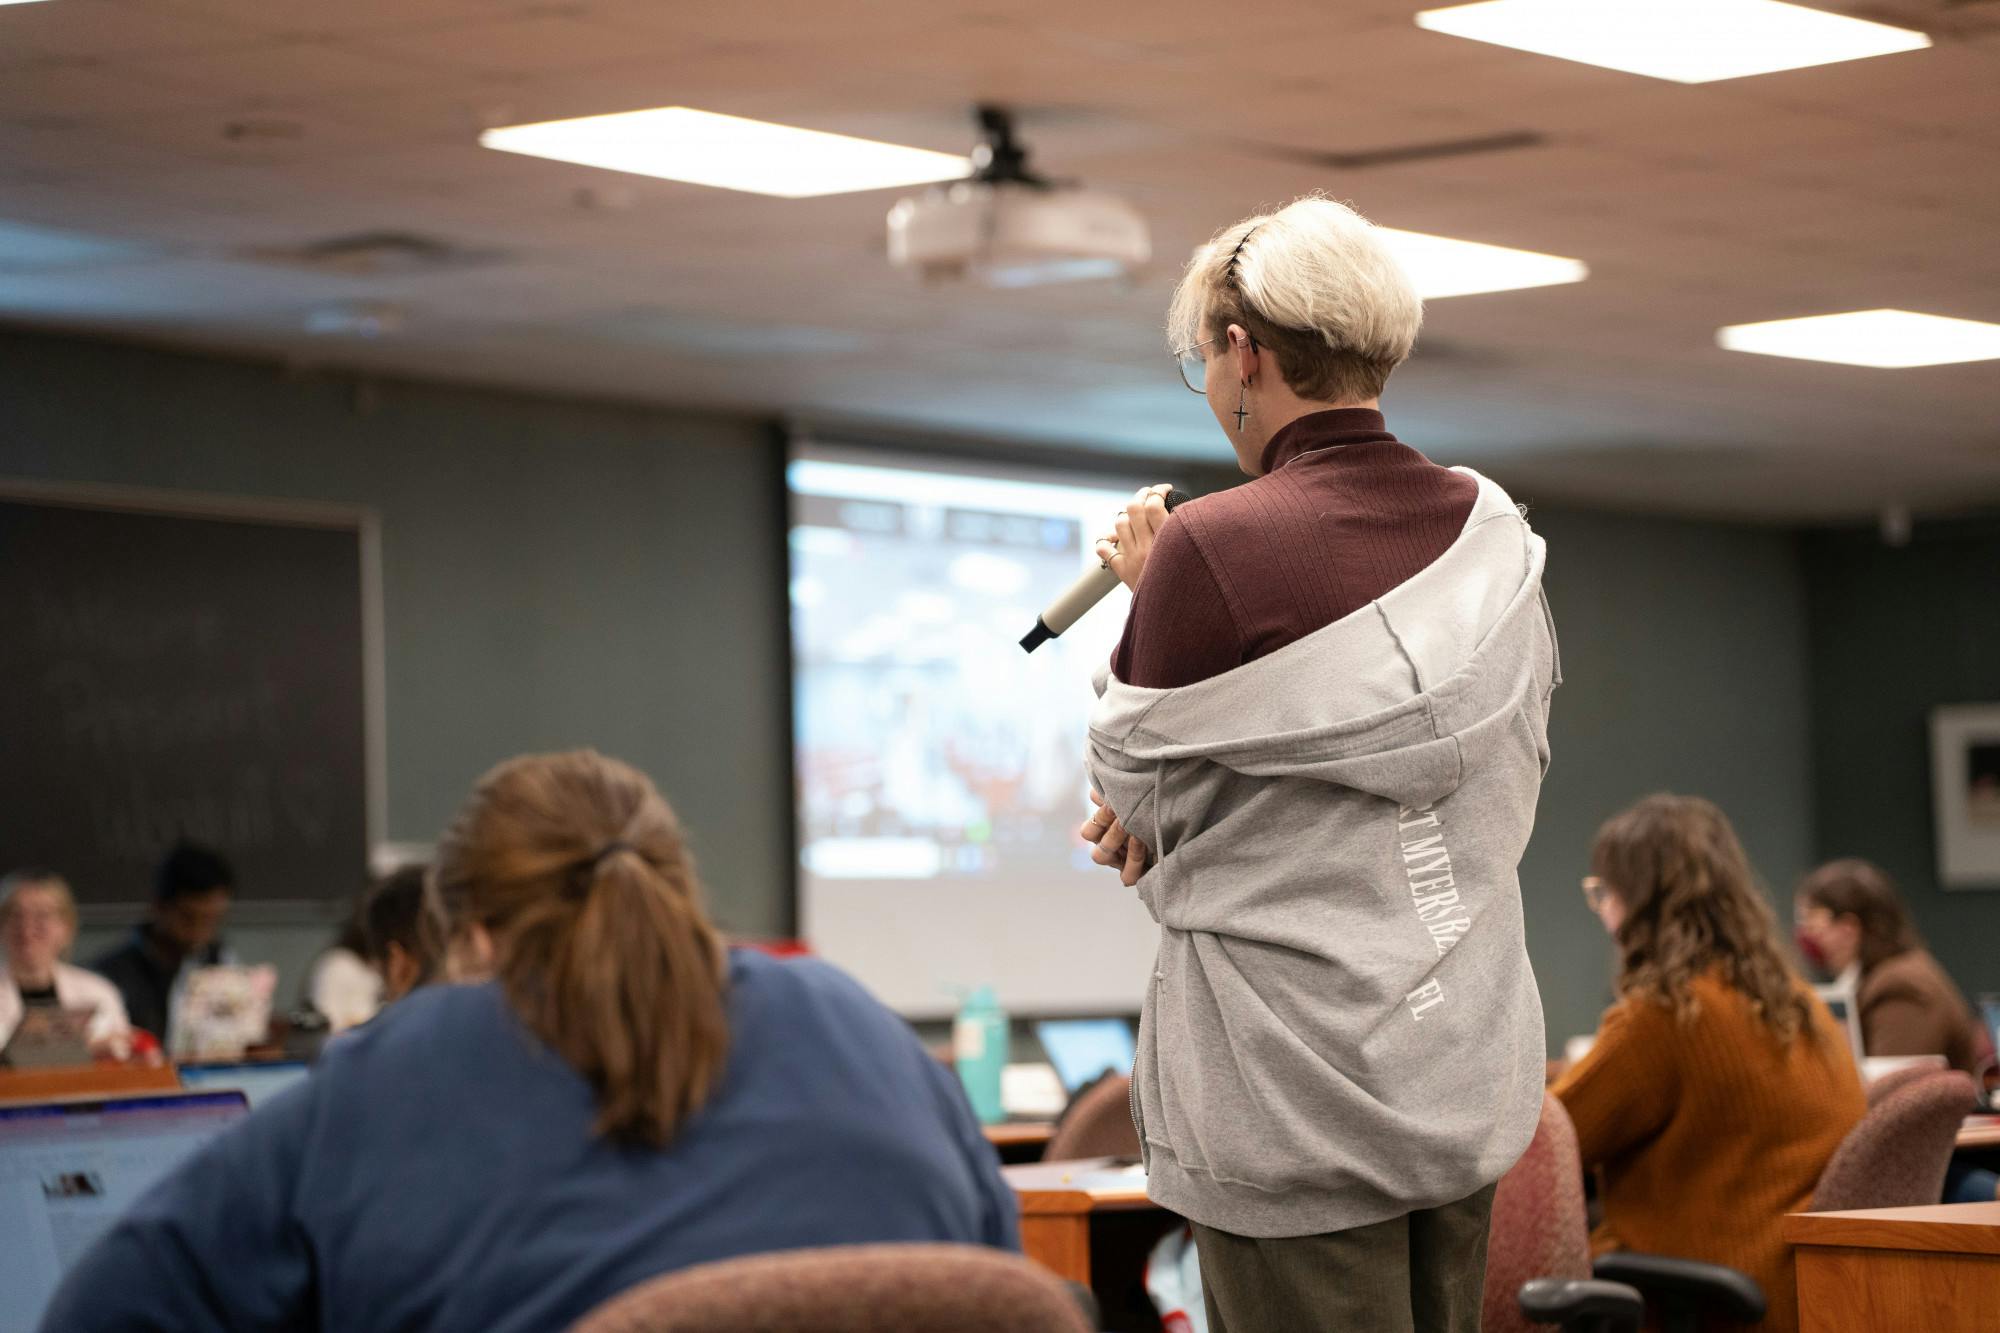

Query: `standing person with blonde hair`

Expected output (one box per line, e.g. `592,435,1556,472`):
1079,196,1557,1331
1556,795,1864,1333
43,751,1017,1332
0,870,130,1062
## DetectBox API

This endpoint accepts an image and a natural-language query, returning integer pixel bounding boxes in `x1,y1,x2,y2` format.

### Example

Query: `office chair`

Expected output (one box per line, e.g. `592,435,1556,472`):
1812,1069,1978,1212
1492,1093,1646,1332
1866,1062,1945,1107
566,1243,1095,1333
1579,1071,1976,1329
1589,1253,1764,1332
1043,1073,1140,1161
1495,1093,1758,1332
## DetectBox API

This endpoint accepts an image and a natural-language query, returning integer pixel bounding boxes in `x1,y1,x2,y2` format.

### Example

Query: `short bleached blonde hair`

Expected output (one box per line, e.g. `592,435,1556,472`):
1167,195,1422,403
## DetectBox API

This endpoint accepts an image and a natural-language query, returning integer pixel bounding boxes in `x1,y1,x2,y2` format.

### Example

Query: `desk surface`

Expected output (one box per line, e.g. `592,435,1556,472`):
984,1121,1057,1148
1004,1158,1156,1214
1785,1202,2000,1256
0,1062,181,1105
1956,1115,2000,1150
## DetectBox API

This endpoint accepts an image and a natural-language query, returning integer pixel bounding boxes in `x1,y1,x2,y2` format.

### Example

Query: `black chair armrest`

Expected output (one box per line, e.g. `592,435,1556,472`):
1593,1252,1766,1325
1518,1277,1645,1331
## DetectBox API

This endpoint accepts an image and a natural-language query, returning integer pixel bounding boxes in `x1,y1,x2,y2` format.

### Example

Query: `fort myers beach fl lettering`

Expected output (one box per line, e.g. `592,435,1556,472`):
1399,802,1469,1019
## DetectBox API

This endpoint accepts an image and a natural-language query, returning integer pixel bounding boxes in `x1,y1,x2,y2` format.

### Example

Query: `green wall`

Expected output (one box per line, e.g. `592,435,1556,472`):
1803,518,2000,1004
1515,507,1816,1045
0,329,793,950
0,329,1836,1045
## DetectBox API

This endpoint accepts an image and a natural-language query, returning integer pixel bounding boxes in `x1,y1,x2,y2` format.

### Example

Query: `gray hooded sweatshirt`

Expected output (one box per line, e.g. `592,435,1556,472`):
1085,470,1557,1239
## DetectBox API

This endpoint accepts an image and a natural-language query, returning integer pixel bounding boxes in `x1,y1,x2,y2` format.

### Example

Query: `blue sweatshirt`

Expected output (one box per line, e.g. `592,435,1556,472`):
40,950,1019,1332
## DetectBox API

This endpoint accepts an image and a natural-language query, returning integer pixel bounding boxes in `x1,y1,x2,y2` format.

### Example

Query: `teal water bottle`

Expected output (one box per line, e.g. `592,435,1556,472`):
954,985,1008,1125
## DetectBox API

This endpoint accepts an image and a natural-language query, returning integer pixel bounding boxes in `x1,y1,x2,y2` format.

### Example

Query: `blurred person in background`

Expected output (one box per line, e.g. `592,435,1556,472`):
361,863,440,1004
0,870,130,1063
41,750,1016,1331
1796,857,1995,1202
90,840,235,1042
306,907,381,1034
1555,795,1864,1333
1794,857,1988,1077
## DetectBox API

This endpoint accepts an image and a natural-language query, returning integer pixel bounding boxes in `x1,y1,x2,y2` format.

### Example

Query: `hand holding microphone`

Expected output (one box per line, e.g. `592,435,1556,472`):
1096,483,1177,593
1020,484,1188,653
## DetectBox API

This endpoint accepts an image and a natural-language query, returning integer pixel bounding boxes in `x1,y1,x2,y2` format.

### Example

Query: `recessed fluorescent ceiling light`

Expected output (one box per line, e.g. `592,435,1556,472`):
1377,228,1587,299
1414,0,1930,83
480,107,973,198
1717,309,2000,368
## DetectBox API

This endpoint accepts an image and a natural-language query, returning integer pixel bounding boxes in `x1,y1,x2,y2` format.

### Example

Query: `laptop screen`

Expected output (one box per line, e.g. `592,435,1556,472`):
180,1061,312,1108
0,1092,248,1329
1035,1018,1136,1093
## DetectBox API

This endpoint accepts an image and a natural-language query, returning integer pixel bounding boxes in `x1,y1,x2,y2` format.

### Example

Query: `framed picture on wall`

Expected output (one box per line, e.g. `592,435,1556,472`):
1932,704,2000,888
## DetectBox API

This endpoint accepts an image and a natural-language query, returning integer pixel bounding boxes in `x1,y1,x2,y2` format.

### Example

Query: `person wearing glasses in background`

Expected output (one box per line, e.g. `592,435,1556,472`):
0,870,131,1064
1555,795,1864,1333
1794,857,1997,1203
1078,195,1557,1333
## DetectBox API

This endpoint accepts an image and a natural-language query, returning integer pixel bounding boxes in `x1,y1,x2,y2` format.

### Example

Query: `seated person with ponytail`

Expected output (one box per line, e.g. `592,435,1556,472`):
41,750,1019,1333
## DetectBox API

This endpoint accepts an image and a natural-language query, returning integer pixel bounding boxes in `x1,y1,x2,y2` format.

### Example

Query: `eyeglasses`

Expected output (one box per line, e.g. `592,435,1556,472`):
1581,876,1611,913
1172,339,1214,394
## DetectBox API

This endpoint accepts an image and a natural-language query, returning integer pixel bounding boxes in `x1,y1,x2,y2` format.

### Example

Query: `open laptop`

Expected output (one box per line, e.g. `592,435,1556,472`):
1814,983,1866,1067
1034,1018,1136,1095
169,964,277,1062
1,1006,96,1070
179,1060,311,1109
0,1090,249,1329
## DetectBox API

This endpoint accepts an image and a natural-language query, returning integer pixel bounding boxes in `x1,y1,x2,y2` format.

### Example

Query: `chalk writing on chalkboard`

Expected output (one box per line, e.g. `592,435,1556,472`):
0,494,370,906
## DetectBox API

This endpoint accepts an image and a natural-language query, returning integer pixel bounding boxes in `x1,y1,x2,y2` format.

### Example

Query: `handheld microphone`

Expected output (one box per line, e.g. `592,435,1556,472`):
1020,488,1190,653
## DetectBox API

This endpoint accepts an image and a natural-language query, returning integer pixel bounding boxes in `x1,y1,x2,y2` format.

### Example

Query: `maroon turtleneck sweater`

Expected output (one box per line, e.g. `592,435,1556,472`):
1110,408,1478,689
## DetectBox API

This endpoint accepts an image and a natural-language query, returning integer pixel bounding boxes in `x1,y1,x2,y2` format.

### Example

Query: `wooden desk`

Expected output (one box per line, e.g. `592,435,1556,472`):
1786,1202,2000,1332
0,1063,180,1105
1007,1158,1177,1331
1007,1157,1157,1281
1956,1115,2000,1150
984,1120,1056,1164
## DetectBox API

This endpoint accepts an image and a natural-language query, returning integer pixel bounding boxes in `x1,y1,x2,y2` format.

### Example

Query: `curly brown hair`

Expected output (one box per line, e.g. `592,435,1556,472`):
1593,794,1814,1043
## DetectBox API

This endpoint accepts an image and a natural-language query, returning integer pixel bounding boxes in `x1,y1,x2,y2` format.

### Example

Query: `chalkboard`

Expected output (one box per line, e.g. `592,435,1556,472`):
0,487,377,907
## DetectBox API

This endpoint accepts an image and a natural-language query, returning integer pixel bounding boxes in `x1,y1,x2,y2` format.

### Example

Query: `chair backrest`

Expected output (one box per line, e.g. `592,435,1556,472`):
1043,1072,1139,1162
1865,1062,1943,1108
568,1244,1095,1333
1484,1092,1592,1333
1811,1070,1978,1212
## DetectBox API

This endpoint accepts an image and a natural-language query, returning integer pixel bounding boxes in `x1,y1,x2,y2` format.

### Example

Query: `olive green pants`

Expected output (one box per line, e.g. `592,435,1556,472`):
1192,1182,1497,1333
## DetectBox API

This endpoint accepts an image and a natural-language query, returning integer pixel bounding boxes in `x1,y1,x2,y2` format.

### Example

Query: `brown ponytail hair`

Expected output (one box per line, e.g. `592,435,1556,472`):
433,750,729,1146
1593,794,1815,1044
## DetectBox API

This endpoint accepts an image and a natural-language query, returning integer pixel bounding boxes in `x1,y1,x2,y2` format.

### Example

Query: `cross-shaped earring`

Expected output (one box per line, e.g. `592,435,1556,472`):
1234,383,1250,432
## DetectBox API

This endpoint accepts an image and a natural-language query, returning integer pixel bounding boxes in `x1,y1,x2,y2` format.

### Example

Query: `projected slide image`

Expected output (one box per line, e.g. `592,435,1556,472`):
790,448,1162,1015
793,500,1092,873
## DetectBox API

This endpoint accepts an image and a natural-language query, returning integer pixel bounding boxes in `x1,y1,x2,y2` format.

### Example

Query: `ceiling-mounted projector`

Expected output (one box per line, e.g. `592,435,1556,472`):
887,106,1150,289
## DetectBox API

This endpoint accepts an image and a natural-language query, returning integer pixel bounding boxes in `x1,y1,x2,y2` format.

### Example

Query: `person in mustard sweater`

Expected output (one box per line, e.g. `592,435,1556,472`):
1554,795,1865,1333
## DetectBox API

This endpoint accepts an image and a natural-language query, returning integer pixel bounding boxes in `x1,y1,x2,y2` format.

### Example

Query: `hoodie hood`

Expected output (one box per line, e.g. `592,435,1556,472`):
1089,471,1553,813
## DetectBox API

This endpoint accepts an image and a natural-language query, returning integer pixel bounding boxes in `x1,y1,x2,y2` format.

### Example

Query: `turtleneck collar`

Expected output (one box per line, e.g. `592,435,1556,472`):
1259,408,1397,475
